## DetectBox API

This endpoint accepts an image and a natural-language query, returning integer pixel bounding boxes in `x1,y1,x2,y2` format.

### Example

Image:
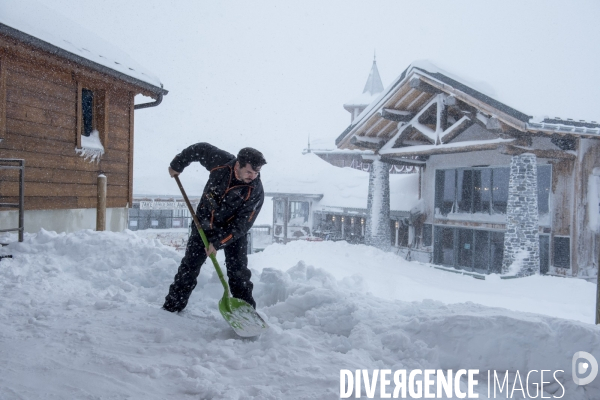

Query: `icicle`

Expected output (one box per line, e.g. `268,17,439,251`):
75,129,105,163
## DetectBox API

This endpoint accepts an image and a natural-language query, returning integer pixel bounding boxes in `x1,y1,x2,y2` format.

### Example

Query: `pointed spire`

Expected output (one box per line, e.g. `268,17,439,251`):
362,55,384,95
343,56,385,122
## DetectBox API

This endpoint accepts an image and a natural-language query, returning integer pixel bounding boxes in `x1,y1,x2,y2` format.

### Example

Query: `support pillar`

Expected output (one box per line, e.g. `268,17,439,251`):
365,158,391,251
502,154,540,276
96,174,107,231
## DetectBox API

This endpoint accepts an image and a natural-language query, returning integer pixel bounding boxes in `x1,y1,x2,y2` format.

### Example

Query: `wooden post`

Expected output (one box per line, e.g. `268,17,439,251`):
97,174,106,231
0,55,7,137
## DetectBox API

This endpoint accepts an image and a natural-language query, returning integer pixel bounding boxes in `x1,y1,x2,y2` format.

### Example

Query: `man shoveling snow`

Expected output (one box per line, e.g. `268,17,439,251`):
162,142,266,313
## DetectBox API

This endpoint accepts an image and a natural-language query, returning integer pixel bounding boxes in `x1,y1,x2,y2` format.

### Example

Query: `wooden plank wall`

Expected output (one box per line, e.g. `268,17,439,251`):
0,52,133,211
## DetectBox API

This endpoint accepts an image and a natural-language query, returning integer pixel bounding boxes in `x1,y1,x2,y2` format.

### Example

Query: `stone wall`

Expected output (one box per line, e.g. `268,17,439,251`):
502,153,540,276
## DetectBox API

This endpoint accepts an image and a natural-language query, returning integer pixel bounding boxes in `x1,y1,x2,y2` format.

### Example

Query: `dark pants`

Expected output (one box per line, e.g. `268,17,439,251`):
163,227,255,312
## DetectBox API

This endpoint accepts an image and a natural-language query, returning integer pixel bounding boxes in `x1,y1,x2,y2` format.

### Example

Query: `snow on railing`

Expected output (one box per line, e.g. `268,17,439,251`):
527,122,600,135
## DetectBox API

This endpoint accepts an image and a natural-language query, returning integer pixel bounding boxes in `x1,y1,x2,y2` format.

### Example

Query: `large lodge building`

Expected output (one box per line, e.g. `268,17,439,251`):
335,61,600,278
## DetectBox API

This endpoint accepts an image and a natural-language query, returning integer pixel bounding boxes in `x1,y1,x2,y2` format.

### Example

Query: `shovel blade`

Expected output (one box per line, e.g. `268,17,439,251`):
218,297,269,337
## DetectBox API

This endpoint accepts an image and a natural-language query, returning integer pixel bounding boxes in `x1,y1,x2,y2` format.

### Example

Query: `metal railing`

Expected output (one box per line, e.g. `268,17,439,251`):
0,159,25,243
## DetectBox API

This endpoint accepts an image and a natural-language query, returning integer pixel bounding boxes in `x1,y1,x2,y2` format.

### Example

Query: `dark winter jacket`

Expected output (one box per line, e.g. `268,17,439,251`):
170,142,264,250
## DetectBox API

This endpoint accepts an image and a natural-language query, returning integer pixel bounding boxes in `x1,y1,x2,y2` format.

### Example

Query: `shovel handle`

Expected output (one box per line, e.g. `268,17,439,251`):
174,175,230,297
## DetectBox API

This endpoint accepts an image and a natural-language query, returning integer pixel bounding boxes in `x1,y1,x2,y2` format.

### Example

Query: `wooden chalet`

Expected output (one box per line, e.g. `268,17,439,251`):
336,61,600,277
0,3,167,234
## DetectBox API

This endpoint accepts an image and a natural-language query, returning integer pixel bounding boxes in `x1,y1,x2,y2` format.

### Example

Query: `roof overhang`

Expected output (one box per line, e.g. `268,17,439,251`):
0,23,168,98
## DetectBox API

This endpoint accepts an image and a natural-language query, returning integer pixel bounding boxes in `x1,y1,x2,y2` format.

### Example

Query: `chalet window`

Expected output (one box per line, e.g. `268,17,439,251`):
473,169,492,213
539,235,550,274
392,220,409,247
82,88,94,136
456,228,473,268
489,231,504,273
457,169,474,213
288,201,309,225
76,83,107,161
553,236,570,269
435,169,456,215
473,230,490,270
537,165,551,214
491,168,509,213
433,226,504,273
274,200,285,224
433,226,455,266
422,224,433,247
434,166,549,216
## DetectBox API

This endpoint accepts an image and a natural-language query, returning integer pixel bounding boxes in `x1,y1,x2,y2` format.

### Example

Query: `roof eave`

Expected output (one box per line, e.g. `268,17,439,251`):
0,23,168,98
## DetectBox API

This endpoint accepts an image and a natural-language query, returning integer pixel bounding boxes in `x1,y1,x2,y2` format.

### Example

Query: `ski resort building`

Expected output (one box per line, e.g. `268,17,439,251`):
0,1,167,234
335,61,600,277
263,151,420,245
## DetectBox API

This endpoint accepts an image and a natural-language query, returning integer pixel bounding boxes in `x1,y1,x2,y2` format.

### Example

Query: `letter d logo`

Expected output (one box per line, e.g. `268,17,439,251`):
572,351,598,385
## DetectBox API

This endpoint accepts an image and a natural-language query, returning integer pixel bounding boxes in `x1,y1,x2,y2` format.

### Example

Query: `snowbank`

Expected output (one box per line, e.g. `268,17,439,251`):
0,230,598,399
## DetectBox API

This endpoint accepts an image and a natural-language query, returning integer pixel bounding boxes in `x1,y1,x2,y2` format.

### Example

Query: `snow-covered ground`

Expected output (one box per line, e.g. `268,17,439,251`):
0,229,598,399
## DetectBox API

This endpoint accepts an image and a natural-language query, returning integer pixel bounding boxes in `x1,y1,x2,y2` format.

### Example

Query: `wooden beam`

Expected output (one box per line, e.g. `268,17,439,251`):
439,99,448,132
76,80,82,148
418,74,528,132
409,77,441,94
443,96,456,106
498,144,576,160
380,108,414,122
380,156,427,166
350,136,384,150
383,141,504,157
486,116,503,132
128,92,135,206
439,116,472,144
96,89,109,149
0,53,6,137
550,134,576,151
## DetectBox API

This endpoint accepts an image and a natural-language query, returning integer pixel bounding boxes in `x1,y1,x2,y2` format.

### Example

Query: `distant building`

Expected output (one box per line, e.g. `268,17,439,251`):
128,196,198,231
336,61,600,277
264,152,420,249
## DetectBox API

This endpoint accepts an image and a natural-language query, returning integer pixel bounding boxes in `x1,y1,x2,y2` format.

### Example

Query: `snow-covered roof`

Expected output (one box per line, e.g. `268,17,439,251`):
337,61,526,145
0,0,166,96
343,59,384,109
262,152,419,212
337,60,600,145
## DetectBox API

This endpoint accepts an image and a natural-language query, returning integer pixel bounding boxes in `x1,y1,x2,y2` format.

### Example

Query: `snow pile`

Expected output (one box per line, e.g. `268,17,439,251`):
0,230,598,399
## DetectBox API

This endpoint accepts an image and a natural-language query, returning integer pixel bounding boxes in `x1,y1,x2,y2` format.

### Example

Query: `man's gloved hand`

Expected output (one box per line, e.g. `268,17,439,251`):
168,166,179,177
205,243,217,257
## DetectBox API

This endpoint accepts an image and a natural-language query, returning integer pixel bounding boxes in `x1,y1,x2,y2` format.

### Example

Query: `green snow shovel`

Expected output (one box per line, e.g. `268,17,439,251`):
174,175,268,337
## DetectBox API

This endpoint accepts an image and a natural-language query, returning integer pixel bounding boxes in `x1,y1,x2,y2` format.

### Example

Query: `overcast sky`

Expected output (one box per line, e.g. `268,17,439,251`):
47,0,600,195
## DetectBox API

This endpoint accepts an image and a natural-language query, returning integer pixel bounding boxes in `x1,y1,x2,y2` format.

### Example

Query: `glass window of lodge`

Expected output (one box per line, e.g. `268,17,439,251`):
274,200,285,224
434,166,550,216
288,201,309,226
